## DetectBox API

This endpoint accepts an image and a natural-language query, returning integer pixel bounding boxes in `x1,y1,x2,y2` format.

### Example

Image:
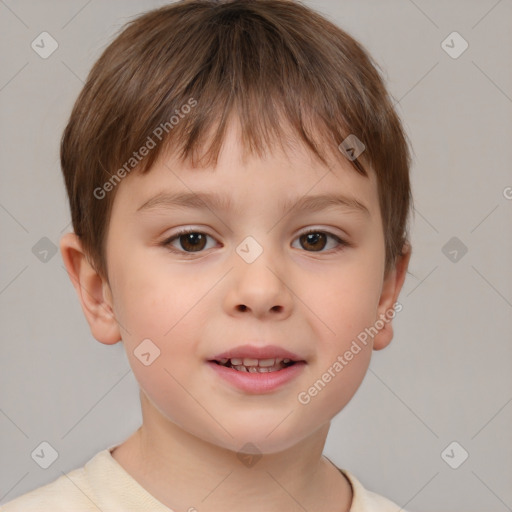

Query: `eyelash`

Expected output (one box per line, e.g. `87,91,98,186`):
160,228,349,256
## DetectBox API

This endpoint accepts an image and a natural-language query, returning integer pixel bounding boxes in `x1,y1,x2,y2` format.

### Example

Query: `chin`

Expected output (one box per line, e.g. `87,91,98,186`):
200,420,317,456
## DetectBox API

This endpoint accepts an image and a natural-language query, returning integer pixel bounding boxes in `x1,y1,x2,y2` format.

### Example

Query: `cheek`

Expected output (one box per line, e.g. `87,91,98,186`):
116,283,209,427
300,347,372,420
109,256,214,377
311,260,382,341
299,261,381,404
110,254,207,342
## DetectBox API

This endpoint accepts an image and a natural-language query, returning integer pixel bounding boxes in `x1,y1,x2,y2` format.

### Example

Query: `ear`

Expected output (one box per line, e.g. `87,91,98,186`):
60,232,121,345
373,242,411,351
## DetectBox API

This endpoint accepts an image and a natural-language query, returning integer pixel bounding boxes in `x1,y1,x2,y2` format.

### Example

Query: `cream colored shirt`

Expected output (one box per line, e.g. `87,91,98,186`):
2,446,405,511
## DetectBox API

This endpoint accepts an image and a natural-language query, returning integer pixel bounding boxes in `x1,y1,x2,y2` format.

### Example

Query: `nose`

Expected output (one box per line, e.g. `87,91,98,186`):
223,246,293,321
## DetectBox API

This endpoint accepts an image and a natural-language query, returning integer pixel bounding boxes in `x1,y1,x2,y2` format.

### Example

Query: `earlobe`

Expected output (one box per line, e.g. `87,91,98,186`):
373,243,412,351
60,232,121,345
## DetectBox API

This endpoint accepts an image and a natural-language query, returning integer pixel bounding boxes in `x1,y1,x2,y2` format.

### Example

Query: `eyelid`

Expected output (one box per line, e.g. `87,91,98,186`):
297,226,349,240
161,226,350,255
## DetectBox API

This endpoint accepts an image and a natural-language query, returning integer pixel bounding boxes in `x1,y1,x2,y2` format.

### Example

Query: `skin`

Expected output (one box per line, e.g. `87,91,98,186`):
61,118,410,512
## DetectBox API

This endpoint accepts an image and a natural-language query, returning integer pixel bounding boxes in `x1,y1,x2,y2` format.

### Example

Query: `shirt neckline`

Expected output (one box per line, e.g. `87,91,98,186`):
85,444,364,511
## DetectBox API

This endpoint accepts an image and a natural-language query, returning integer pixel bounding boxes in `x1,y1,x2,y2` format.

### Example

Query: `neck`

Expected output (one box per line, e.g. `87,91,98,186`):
111,392,352,512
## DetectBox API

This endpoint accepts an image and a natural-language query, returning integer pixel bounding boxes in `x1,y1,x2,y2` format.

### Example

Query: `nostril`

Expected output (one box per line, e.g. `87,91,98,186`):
237,305,248,312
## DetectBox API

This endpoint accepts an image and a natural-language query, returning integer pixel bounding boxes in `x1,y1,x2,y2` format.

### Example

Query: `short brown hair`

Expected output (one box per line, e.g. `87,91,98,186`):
61,0,413,280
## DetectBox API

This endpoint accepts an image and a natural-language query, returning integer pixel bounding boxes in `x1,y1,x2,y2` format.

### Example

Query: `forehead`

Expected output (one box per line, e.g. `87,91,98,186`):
113,118,379,220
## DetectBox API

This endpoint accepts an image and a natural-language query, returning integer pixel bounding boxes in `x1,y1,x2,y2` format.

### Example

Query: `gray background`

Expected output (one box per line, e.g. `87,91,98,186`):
1,0,511,510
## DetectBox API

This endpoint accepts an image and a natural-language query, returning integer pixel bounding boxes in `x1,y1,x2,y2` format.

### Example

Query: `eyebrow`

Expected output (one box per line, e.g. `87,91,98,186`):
136,191,370,216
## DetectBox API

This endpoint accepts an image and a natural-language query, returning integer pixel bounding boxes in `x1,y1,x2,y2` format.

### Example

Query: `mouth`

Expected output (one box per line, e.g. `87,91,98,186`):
207,345,307,392
210,357,298,373
207,353,306,393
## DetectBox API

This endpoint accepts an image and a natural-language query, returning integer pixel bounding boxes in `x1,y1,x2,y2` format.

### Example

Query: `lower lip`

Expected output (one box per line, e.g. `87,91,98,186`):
207,361,306,394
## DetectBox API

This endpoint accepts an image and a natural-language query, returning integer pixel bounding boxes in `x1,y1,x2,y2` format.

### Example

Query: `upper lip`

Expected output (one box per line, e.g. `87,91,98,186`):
210,344,305,362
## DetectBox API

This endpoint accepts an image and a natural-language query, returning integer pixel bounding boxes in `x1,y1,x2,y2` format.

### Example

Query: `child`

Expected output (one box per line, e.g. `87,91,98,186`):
3,0,412,510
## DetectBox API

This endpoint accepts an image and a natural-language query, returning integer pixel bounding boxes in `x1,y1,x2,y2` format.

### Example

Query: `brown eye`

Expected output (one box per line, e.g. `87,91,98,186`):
300,232,327,251
162,230,216,254
292,230,348,253
178,232,207,252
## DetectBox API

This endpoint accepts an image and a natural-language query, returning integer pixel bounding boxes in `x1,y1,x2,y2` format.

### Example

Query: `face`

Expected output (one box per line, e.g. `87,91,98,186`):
99,120,401,454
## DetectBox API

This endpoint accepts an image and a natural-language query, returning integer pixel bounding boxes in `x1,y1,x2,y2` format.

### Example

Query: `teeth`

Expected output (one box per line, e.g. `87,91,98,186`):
223,357,289,367
216,357,298,372
242,358,259,366
258,358,277,367
233,365,280,373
